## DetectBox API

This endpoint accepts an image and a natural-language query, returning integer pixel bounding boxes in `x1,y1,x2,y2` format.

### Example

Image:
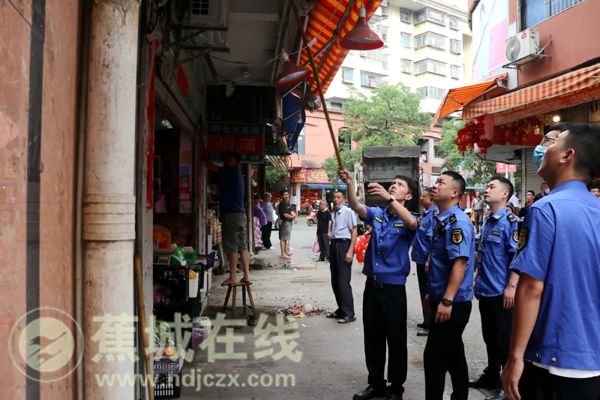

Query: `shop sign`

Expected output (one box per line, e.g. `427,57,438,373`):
496,163,517,173
207,123,265,162
290,168,329,184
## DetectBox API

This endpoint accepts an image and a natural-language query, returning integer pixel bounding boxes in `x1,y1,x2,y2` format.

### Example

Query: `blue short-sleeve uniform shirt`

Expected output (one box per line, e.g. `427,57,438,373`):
411,205,439,264
428,204,475,303
511,180,600,370
219,166,245,212
475,207,519,297
362,206,417,285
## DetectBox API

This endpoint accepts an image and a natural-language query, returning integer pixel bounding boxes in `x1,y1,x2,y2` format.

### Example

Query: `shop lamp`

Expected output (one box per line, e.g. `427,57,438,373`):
275,51,311,87
340,4,384,51
552,114,561,123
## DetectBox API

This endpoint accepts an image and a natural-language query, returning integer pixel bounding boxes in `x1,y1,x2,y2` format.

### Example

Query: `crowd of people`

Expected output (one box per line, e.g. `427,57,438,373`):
322,123,600,400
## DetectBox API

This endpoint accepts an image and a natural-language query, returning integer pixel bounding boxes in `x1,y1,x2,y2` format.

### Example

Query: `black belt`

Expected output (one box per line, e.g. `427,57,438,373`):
221,210,245,214
330,238,350,243
367,279,401,289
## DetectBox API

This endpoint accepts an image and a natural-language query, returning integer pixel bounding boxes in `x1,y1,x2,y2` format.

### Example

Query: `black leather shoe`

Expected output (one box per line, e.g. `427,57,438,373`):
468,375,499,389
385,393,401,400
353,386,387,400
485,389,508,400
417,322,426,328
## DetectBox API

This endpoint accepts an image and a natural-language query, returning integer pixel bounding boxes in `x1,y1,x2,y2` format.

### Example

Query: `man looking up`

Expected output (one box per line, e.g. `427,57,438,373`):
339,170,418,400
470,175,520,400
411,187,438,337
424,171,475,400
502,124,600,400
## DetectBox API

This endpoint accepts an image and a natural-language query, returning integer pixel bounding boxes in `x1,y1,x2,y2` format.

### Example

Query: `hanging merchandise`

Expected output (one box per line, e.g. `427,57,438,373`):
339,3,384,51
282,87,306,153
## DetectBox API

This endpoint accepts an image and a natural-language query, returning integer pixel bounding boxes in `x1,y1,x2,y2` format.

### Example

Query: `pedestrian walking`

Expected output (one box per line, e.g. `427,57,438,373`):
326,190,357,324
502,123,600,400
473,192,486,234
339,169,419,400
424,171,475,400
277,189,297,259
316,200,332,262
411,187,438,337
260,193,274,249
470,176,519,400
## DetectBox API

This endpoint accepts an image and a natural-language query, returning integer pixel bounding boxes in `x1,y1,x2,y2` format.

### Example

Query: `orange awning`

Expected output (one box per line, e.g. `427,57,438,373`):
299,0,383,96
430,73,508,128
463,63,600,119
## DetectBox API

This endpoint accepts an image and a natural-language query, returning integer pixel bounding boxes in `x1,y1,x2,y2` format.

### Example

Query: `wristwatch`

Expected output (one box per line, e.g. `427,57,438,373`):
442,298,453,307
388,196,396,204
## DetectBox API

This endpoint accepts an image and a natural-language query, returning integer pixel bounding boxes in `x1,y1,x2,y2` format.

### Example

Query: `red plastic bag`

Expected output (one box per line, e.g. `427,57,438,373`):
312,236,320,253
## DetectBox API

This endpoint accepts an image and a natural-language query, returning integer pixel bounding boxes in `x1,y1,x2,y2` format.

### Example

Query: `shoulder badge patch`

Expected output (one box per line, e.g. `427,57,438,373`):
513,230,519,243
433,210,438,217
374,216,383,223
507,213,517,223
451,228,463,244
449,214,457,224
517,227,530,251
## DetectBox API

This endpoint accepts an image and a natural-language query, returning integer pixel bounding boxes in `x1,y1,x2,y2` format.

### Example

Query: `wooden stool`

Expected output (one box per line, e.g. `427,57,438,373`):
223,281,256,319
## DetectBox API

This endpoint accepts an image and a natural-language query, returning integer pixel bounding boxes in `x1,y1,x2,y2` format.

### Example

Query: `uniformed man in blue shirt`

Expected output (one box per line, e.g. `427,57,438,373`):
423,171,475,400
469,175,520,400
339,169,419,400
502,123,600,400
411,187,438,337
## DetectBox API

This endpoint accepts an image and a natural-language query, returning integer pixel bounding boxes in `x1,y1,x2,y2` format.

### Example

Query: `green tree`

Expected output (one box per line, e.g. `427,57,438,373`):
265,165,287,186
322,84,431,182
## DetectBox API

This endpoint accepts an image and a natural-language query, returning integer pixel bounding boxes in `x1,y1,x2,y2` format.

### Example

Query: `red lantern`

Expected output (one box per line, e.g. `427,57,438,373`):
454,136,464,146
476,122,485,130
477,128,486,138
475,115,486,123
464,131,478,152
477,138,493,160
457,145,467,156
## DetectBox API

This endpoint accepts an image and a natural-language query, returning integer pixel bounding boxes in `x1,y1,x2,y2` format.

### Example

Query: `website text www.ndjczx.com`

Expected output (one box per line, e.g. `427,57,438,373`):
95,369,296,391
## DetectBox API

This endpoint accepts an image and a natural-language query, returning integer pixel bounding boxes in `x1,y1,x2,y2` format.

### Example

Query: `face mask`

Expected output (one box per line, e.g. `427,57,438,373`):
533,145,547,168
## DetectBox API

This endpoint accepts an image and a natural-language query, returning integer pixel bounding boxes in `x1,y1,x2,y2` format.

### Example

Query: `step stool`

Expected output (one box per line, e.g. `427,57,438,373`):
223,281,256,321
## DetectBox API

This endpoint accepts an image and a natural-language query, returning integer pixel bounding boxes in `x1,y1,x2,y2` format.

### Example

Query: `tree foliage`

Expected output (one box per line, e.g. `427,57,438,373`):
265,165,286,185
322,84,431,182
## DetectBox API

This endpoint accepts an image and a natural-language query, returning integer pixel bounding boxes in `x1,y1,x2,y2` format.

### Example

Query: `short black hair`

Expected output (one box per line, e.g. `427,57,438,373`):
394,175,420,212
332,190,345,198
527,190,536,196
253,195,261,200
540,182,548,190
490,174,514,199
423,187,433,196
225,151,241,162
591,184,600,191
442,170,466,199
281,189,289,195
545,123,573,135
507,203,515,213
562,123,600,180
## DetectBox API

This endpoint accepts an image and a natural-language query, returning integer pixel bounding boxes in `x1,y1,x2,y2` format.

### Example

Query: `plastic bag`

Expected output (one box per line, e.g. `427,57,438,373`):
312,237,320,253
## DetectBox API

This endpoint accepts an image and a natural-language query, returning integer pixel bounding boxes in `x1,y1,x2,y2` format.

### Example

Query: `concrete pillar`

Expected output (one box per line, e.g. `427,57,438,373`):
82,1,140,398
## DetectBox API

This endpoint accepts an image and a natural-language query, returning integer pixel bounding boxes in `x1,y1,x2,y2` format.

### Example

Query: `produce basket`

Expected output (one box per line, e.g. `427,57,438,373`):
153,346,184,399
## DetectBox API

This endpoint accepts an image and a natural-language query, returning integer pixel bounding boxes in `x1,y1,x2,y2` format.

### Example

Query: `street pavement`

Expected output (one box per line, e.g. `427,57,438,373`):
180,220,494,400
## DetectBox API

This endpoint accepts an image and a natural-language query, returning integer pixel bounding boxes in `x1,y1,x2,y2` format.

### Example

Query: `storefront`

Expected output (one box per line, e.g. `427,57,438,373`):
290,168,347,213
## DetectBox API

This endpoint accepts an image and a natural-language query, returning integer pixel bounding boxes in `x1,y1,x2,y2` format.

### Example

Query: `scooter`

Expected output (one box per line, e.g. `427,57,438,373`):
307,211,317,227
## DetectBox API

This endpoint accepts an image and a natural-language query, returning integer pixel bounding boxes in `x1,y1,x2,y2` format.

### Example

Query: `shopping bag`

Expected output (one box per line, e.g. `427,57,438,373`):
312,237,320,253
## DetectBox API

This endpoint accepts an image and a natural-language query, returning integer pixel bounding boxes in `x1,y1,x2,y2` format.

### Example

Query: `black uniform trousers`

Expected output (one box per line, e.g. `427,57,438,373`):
329,240,354,318
260,223,272,249
317,233,330,261
479,295,513,381
424,301,472,400
519,361,600,400
416,263,432,327
363,280,408,395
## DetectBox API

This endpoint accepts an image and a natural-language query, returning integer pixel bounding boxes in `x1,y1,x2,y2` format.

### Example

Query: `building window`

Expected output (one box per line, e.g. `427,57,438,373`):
297,128,306,155
342,68,354,83
451,65,460,79
380,5,389,16
415,32,447,51
360,71,385,88
339,129,351,151
522,0,583,30
360,49,384,60
401,32,412,48
330,101,344,111
401,8,412,23
414,59,446,76
450,39,462,55
414,8,446,26
449,17,459,30
417,86,446,100
401,59,412,74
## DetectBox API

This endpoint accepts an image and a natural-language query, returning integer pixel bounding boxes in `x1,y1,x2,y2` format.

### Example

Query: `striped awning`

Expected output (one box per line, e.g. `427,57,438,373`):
300,0,384,95
463,63,600,119
430,73,508,127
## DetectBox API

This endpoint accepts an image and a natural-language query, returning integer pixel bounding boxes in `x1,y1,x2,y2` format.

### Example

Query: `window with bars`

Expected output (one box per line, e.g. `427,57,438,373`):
342,67,354,83
360,49,384,60
401,9,413,23
401,59,413,74
414,59,446,76
414,8,446,26
360,71,385,88
522,0,583,29
415,32,447,50
401,32,412,48
451,65,460,79
417,86,446,100
450,39,462,55
449,17,459,30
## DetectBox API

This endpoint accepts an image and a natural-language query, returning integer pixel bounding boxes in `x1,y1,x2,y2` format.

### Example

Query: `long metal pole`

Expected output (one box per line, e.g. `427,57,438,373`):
291,0,344,169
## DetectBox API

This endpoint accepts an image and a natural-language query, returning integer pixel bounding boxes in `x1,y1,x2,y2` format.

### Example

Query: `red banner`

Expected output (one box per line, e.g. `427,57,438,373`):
290,168,329,184
496,163,517,173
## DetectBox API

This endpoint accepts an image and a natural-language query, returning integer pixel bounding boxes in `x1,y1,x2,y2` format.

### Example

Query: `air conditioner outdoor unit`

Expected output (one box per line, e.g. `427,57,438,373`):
505,29,540,66
189,0,229,27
